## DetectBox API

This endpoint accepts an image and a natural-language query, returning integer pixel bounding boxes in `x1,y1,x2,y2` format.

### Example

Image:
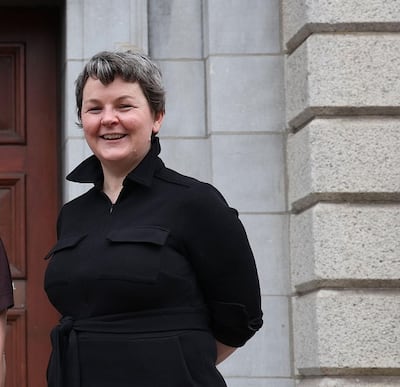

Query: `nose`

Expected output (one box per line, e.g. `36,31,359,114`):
101,107,118,126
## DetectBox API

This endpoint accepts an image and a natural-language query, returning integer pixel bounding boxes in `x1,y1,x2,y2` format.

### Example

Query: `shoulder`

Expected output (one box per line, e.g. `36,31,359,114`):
57,188,99,221
156,167,229,207
0,239,10,267
61,187,97,209
0,238,5,257
156,167,239,224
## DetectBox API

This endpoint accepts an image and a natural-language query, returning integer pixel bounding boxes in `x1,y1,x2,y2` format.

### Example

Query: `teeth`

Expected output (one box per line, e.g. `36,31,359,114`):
102,134,125,140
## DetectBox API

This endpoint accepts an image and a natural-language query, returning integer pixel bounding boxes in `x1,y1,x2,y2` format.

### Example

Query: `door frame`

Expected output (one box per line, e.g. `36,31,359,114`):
0,5,63,386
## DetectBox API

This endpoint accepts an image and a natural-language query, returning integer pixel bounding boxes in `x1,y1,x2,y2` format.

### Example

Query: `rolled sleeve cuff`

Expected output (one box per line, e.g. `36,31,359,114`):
0,291,14,311
209,301,263,347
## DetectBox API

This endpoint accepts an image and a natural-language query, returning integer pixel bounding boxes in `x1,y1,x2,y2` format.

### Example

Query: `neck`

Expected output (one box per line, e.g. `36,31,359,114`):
102,171,125,204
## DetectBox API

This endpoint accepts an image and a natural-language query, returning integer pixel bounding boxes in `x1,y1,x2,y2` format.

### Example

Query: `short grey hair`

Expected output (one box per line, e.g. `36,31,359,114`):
75,50,165,125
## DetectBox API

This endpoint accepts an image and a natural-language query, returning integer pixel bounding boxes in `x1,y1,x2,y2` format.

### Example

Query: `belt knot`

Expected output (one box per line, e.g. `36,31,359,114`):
59,316,74,334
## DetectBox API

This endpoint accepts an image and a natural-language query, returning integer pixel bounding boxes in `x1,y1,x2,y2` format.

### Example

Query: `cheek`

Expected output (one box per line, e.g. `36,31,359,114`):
82,126,97,144
81,117,98,135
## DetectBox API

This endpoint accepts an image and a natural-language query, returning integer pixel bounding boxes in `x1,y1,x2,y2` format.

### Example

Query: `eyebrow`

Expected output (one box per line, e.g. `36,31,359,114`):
83,95,136,104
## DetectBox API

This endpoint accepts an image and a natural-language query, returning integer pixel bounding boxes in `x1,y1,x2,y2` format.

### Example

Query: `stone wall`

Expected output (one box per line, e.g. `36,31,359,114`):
62,0,292,386
148,2,291,385
283,1,400,385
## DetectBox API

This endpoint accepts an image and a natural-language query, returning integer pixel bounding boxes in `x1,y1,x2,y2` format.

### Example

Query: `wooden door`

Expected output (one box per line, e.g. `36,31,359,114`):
0,7,60,387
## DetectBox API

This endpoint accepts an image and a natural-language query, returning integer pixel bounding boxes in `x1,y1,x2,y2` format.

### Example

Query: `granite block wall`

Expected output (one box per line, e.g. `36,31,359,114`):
283,0,400,385
63,0,292,385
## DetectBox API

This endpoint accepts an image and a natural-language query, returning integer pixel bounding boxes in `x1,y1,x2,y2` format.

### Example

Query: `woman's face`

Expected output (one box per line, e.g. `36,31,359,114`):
81,76,163,173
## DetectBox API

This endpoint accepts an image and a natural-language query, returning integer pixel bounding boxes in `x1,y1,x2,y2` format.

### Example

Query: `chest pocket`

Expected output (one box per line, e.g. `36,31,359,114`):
44,234,87,260
101,226,170,283
44,234,88,293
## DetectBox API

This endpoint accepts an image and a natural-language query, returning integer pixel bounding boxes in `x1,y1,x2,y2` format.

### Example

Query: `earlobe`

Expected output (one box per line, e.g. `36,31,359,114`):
152,124,160,135
152,112,164,134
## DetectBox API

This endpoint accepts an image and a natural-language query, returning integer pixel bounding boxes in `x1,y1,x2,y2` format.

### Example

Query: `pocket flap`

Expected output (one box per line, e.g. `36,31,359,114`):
44,234,87,260
107,226,169,246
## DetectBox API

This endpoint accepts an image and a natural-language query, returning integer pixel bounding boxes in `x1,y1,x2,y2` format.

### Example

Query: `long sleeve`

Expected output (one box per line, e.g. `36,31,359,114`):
182,183,263,347
0,239,14,311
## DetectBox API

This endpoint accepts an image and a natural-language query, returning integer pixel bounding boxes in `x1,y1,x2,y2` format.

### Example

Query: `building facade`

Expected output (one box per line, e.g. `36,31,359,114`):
1,0,399,386
285,1,400,386
64,2,291,385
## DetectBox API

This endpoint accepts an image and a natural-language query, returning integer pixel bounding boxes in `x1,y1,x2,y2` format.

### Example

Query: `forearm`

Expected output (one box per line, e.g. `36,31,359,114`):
0,353,5,387
215,340,236,365
0,310,6,387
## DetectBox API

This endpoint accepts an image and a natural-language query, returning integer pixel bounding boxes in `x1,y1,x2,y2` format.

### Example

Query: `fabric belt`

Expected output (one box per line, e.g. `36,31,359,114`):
47,307,210,387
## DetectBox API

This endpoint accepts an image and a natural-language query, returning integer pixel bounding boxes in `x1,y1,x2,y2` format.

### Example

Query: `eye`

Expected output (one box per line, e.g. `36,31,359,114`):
118,104,133,111
86,106,102,113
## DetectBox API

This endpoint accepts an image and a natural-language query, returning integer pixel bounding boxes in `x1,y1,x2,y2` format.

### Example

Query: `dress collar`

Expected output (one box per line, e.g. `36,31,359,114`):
66,137,163,188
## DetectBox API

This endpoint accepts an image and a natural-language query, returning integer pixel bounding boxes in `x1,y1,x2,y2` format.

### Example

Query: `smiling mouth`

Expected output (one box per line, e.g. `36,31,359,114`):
101,134,126,140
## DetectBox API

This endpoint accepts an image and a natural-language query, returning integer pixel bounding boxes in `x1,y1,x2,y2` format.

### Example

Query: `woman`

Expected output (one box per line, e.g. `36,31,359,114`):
0,239,14,387
44,50,263,387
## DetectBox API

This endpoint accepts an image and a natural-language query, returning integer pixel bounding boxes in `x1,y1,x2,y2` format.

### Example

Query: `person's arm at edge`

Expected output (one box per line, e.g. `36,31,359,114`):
182,185,263,365
215,340,236,365
0,309,7,387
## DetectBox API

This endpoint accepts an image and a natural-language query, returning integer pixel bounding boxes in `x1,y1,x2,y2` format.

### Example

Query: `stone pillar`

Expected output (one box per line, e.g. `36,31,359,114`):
63,0,148,202
150,1,290,384
283,1,400,385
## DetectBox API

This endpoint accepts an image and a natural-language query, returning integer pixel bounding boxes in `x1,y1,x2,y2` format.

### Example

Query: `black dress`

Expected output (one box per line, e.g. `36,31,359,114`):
44,137,263,387
0,238,14,311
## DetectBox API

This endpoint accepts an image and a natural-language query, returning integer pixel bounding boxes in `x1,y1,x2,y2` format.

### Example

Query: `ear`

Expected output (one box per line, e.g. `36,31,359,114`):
152,112,164,134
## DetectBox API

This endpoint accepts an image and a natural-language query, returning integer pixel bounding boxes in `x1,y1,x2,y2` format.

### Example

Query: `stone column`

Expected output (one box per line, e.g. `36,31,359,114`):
283,1,400,385
63,0,148,202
